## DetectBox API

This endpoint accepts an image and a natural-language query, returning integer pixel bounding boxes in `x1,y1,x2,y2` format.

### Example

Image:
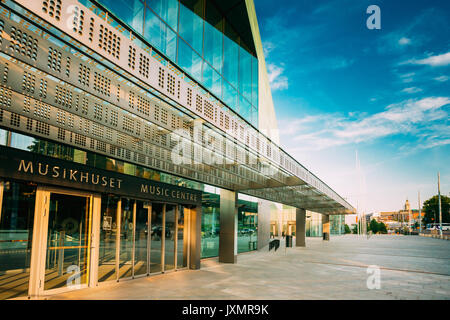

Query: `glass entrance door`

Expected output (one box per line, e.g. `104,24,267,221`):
150,203,163,273
0,181,37,300
134,201,150,276
44,192,92,291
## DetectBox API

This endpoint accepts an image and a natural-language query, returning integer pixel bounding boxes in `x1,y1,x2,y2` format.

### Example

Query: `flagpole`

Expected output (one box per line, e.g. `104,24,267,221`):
418,191,422,233
438,172,443,238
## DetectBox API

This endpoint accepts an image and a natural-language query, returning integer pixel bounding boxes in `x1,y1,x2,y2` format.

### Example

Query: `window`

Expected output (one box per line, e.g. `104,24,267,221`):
144,8,177,62
223,36,238,88
98,0,144,34
178,4,203,55
177,38,202,83
251,56,258,109
239,47,252,102
222,80,237,112
147,0,178,30
204,22,222,74
202,61,222,99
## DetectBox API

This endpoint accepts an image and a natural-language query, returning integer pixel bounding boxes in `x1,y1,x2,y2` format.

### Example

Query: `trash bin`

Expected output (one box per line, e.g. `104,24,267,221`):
285,235,292,247
323,232,329,241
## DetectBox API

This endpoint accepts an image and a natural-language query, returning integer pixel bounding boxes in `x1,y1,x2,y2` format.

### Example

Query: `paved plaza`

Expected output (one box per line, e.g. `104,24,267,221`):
41,235,449,300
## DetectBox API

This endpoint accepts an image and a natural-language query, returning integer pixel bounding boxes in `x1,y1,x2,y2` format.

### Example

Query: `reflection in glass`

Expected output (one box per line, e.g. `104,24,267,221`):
306,212,323,237
98,194,119,282
44,193,90,290
147,0,178,30
239,95,251,124
134,201,149,276
0,128,7,145
164,204,176,271
0,181,36,299
177,206,187,268
222,80,237,112
144,8,177,62
178,38,203,83
223,36,238,88
239,47,252,102
150,203,163,273
119,198,134,279
98,0,144,33
201,193,220,258
237,198,258,254
204,22,223,73
179,4,203,55
251,57,258,109
202,61,222,98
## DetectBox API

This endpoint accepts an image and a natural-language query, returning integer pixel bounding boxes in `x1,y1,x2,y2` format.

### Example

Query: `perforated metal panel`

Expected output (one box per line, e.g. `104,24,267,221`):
0,1,354,213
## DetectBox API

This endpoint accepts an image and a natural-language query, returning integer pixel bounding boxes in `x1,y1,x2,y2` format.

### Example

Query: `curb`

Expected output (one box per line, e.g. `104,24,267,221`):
419,233,450,240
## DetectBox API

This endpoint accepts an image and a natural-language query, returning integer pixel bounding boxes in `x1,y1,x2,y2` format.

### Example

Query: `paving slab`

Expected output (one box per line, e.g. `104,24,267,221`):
31,235,450,300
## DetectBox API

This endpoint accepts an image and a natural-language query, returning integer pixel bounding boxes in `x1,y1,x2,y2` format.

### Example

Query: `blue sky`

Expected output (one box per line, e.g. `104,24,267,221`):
255,0,450,213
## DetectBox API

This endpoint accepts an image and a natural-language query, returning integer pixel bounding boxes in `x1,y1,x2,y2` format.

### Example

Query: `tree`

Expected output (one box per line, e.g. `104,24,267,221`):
369,219,379,233
378,222,387,234
344,224,351,234
352,224,358,234
422,195,450,226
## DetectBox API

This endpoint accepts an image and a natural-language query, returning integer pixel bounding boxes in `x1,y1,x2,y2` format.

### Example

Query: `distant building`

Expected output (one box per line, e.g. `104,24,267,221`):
376,199,424,232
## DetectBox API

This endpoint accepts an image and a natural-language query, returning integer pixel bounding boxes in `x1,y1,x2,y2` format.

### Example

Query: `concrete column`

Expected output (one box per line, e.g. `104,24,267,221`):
322,214,330,241
257,199,271,250
296,208,306,247
189,206,202,269
219,189,237,263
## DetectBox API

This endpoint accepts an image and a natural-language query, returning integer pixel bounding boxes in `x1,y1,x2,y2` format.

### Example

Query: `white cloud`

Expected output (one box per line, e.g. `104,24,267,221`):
398,37,411,45
267,63,288,91
406,52,450,67
401,87,422,94
434,75,449,82
279,97,450,151
262,41,275,57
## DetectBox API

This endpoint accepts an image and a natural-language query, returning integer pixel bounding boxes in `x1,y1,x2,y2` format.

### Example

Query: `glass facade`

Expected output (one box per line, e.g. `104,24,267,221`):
96,0,259,127
200,192,220,258
330,215,345,235
0,180,36,300
306,212,323,237
237,198,258,253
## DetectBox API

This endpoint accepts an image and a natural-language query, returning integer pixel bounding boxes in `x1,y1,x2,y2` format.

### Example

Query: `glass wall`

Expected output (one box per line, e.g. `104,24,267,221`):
0,181,36,299
98,194,119,282
200,192,220,258
177,206,187,268
306,212,323,237
119,198,134,279
330,215,345,235
150,203,164,272
96,0,259,127
134,201,149,276
237,197,258,253
164,204,176,271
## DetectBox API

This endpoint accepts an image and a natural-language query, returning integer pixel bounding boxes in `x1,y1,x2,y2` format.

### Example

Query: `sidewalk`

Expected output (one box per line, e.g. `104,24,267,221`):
38,235,449,300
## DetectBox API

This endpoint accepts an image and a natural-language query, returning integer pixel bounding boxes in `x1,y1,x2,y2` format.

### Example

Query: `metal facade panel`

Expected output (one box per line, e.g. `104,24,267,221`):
0,1,354,214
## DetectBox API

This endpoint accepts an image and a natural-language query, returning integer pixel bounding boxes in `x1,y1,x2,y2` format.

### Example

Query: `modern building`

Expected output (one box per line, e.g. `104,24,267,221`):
0,0,354,299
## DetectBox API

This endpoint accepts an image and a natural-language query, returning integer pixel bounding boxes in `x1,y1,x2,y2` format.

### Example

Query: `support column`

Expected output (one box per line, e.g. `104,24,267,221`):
257,199,271,250
219,189,237,263
296,208,306,247
322,214,330,241
189,205,202,269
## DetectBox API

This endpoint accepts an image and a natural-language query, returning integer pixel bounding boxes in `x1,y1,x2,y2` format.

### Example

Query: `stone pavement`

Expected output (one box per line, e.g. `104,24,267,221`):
43,235,450,300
